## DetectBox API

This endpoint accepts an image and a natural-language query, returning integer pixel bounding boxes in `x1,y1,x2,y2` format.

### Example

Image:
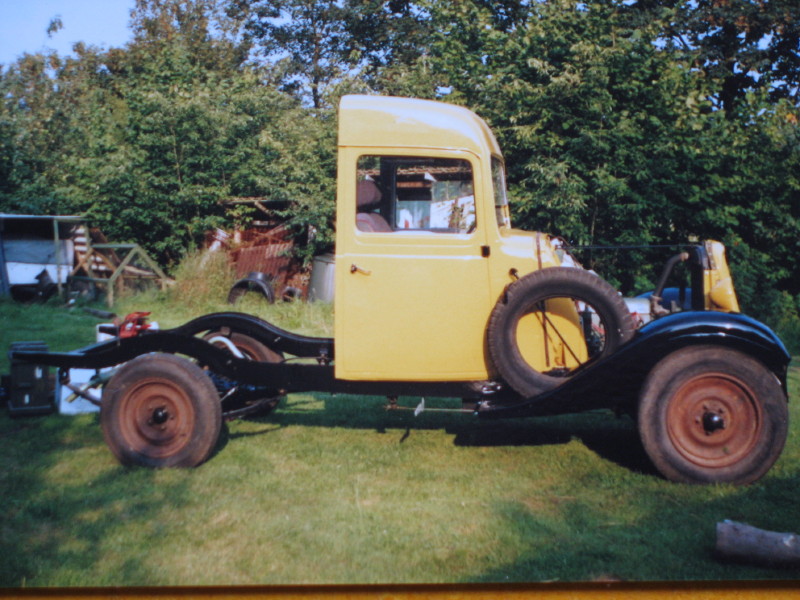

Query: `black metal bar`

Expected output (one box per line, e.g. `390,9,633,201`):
688,245,709,310
653,252,690,301
8,316,489,400
566,244,698,251
172,312,334,359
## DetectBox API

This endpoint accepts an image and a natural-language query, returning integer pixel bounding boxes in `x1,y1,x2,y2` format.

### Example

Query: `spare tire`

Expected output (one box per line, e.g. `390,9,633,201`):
488,267,635,398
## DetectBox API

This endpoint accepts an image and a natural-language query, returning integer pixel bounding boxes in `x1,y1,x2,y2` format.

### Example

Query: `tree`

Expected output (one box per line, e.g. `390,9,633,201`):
422,1,708,289
82,35,334,265
1,0,797,320
129,0,249,72
665,0,800,114
341,0,432,87
237,0,350,109
0,0,338,266
0,51,80,214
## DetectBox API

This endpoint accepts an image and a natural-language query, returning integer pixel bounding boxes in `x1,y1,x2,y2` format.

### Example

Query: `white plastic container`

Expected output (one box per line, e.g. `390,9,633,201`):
57,321,158,415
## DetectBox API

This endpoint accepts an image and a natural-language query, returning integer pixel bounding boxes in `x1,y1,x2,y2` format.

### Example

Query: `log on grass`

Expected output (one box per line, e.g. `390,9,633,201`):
716,521,800,568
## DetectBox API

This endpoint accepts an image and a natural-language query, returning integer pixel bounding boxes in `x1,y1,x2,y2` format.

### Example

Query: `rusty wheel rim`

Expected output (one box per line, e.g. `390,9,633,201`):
666,373,762,469
118,377,195,459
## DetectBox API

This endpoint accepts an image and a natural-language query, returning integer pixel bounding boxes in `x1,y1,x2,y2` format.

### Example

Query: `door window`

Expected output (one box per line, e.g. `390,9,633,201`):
356,156,476,234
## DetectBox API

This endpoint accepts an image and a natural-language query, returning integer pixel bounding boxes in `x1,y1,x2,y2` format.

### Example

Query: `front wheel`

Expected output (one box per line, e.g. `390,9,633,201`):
101,353,222,468
638,346,788,485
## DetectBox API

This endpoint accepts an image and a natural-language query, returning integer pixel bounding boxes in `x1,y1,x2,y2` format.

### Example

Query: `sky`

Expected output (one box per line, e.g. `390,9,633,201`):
0,0,135,67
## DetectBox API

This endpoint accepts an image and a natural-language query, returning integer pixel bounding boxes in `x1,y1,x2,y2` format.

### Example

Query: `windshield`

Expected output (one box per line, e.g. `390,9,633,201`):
492,157,511,228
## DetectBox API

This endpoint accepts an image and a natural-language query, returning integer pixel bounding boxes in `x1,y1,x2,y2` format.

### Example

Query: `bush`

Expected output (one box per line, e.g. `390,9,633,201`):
771,292,800,355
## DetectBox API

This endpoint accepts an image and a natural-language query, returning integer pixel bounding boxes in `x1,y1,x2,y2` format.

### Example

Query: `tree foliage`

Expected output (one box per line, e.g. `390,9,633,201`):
0,0,337,266
0,0,798,337
412,0,799,310
235,0,351,109
665,0,800,113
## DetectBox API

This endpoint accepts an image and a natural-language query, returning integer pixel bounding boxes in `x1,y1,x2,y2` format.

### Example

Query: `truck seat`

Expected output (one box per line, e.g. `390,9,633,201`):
356,180,392,232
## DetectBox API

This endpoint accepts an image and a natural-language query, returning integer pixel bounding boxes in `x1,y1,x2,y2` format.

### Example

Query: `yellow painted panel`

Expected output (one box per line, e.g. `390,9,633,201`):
335,234,492,380
516,299,588,373
333,97,569,382
703,240,740,312
338,95,502,158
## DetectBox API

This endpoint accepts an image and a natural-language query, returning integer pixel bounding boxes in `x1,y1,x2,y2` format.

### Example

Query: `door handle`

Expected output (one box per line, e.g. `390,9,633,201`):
350,264,371,276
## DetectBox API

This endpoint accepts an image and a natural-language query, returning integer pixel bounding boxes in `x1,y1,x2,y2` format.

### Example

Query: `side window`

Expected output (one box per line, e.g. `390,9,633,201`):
356,156,476,234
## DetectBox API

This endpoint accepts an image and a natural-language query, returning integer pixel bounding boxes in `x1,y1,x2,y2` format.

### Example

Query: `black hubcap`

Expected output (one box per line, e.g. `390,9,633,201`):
702,411,725,434
151,407,169,425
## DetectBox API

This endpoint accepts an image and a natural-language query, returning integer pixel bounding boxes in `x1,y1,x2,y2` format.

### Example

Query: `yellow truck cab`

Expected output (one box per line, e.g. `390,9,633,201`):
8,95,790,486
333,96,737,390
335,95,544,381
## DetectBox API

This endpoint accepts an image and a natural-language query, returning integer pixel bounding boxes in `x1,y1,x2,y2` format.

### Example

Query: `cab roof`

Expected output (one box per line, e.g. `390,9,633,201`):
338,95,502,158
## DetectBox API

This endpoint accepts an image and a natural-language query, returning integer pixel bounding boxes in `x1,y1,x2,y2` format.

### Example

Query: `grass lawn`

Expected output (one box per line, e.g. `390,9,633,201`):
0,294,799,586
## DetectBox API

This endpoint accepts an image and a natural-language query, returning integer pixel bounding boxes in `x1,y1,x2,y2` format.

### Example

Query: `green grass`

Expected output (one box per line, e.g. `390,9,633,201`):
1,277,799,586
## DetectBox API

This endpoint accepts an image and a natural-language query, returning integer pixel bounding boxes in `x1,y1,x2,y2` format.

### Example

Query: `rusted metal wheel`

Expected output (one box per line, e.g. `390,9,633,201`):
638,346,788,485
666,374,761,470
101,353,221,468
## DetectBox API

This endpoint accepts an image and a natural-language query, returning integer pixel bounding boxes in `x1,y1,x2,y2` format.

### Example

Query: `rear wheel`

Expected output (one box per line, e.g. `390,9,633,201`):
101,353,222,468
203,330,284,418
638,346,788,485
488,267,636,398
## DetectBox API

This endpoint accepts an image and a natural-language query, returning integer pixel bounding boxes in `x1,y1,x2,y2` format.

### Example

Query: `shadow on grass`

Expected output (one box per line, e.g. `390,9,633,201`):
464,473,800,583
450,414,658,477
226,393,798,583
242,392,659,479
1,394,796,586
0,413,194,587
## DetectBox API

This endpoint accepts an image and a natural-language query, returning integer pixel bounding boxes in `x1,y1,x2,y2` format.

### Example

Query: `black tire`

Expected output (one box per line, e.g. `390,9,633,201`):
488,267,635,397
227,272,275,305
101,353,222,468
203,330,283,417
638,346,788,485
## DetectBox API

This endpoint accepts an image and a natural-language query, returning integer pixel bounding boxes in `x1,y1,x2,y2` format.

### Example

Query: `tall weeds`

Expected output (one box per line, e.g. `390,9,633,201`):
113,250,333,335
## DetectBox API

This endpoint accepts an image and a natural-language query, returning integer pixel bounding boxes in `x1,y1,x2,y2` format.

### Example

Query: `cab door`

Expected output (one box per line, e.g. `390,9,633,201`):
334,150,494,381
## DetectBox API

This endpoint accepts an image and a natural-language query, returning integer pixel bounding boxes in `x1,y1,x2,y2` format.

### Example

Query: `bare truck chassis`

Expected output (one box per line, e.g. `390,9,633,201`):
9,251,790,486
